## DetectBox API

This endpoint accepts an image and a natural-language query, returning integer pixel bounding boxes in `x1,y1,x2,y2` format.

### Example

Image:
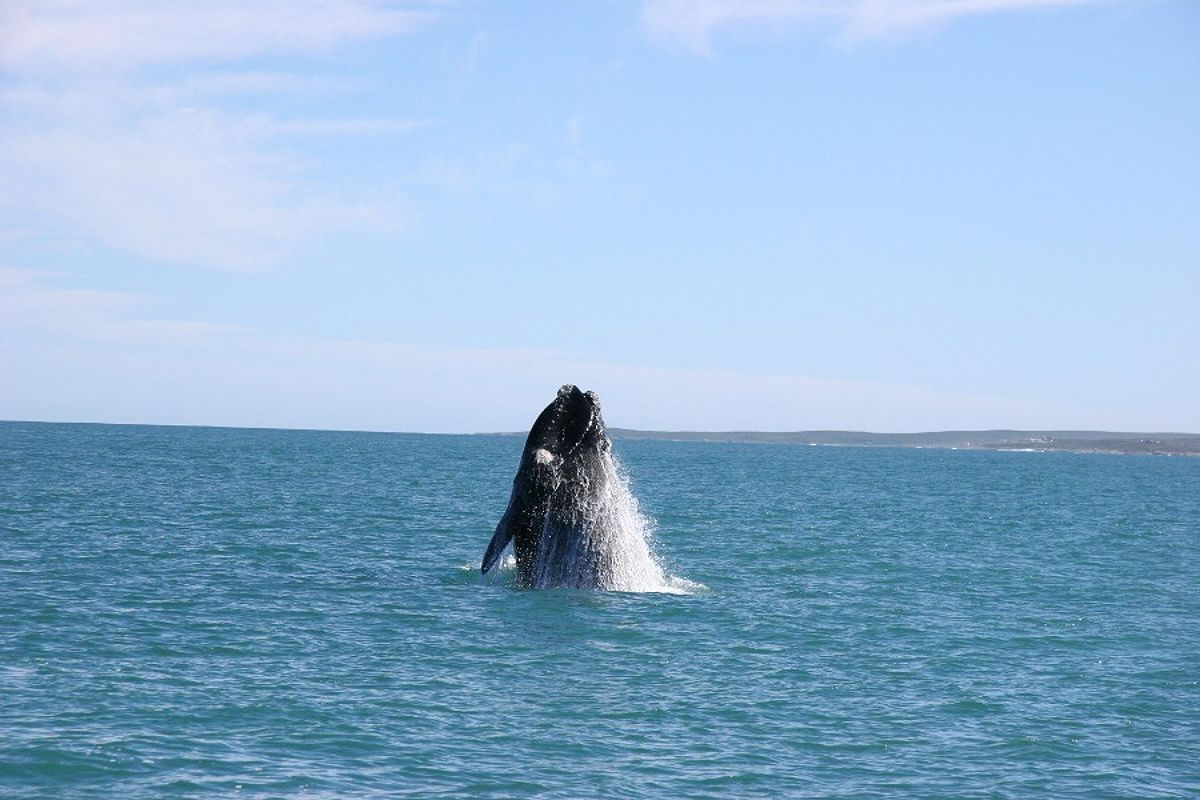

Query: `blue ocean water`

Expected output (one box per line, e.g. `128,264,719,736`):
1,421,1197,798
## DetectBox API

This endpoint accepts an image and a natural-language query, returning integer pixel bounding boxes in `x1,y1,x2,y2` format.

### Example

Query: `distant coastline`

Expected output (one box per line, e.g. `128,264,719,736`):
607,429,1200,456
3,420,1198,455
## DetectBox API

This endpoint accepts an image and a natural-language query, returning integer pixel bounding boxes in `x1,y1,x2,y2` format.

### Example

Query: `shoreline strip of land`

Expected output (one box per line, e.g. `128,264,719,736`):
606,429,1200,456
4,420,1198,455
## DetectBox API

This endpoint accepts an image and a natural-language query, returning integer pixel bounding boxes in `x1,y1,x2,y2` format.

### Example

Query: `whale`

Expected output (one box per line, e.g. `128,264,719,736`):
481,384,628,589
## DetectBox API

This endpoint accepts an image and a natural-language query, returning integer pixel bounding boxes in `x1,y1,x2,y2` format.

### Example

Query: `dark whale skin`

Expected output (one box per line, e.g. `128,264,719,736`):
480,384,610,587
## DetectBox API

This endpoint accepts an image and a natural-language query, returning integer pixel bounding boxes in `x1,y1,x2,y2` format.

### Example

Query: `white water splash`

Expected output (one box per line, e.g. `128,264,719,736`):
469,447,699,594
531,447,695,594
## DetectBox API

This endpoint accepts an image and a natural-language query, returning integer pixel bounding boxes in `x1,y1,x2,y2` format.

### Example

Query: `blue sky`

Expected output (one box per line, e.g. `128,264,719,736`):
1,0,1197,433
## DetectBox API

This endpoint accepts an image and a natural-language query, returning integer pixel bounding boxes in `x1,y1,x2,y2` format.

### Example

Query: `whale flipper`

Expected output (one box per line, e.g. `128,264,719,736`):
480,505,514,575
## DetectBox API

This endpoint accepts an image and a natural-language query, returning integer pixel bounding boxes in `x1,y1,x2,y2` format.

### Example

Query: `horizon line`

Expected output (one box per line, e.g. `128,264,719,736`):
3,418,1198,439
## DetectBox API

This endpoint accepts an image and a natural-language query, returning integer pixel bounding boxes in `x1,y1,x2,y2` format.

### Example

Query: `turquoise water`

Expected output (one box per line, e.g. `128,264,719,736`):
1,421,1197,798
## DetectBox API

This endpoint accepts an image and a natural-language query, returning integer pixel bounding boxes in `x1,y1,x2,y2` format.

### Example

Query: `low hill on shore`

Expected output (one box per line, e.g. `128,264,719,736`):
606,429,1200,456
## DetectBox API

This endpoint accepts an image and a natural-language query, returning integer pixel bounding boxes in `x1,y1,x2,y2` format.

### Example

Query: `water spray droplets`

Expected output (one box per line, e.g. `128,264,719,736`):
533,447,671,592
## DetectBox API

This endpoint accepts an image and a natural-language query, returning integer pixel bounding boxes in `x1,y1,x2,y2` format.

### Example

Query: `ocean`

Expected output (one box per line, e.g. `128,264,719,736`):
1,421,1197,798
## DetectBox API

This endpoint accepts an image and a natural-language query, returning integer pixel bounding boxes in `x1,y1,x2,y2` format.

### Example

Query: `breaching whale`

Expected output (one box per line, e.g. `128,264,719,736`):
481,384,663,590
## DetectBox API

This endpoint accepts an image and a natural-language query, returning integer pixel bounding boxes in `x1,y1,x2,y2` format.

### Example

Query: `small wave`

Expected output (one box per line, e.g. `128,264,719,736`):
658,575,708,595
457,554,518,587
462,547,703,595
458,553,516,575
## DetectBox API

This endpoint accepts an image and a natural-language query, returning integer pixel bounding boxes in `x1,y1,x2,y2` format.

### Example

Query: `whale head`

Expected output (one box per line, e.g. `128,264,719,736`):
524,384,609,462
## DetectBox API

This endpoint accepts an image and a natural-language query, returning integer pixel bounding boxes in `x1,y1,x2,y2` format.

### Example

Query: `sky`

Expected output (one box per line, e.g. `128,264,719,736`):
1,0,1197,433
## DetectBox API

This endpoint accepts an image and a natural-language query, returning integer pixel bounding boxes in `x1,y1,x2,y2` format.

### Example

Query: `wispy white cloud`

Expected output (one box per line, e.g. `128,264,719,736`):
2,328,1098,431
171,70,360,97
416,144,563,204
411,120,622,208
0,1,436,270
641,0,1104,51
1,99,415,271
0,266,141,332
243,116,433,137
0,0,435,72
1,270,1099,432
